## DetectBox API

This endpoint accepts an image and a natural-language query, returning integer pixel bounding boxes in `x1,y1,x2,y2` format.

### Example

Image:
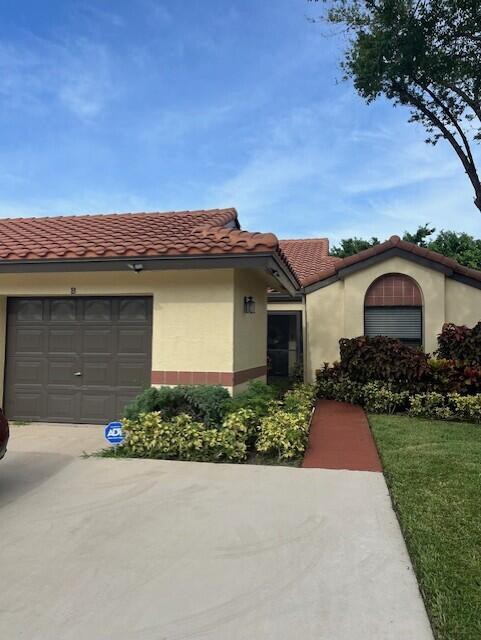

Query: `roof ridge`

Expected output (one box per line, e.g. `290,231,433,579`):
0,208,238,223
302,234,481,288
280,237,329,242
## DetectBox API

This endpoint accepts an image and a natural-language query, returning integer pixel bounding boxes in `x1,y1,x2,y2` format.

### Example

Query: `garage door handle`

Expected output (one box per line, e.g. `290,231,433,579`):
74,372,83,376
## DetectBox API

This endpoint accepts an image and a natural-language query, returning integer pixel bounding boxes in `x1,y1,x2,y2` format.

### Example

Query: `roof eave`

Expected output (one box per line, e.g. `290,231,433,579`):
0,251,300,294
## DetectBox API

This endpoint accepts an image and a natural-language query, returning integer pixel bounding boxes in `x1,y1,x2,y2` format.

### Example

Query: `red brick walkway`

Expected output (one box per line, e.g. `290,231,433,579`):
302,400,383,472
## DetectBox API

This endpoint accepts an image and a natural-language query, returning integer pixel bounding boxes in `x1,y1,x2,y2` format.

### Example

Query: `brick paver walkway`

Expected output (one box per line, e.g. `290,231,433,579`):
302,400,383,472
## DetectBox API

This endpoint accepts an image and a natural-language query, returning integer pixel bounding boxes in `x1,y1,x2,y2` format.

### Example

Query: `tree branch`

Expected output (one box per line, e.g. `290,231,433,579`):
448,85,481,122
420,83,476,167
396,83,481,209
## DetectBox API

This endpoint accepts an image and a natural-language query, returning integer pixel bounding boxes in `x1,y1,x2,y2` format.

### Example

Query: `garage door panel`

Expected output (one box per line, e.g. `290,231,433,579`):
84,299,113,322
46,391,80,422
118,328,150,354
48,327,79,354
82,360,114,385
50,299,77,322
13,327,45,354
5,296,152,423
117,360,149,386
80,392,115,423
82,327,114,354
10,359,44,384
10,390,44,420
119,298,149,321
47,359,82,385
13,299,44,322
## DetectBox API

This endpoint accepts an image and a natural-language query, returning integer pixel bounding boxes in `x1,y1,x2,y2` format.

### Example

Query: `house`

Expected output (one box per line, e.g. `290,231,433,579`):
0,207,480,424
269,234,481,383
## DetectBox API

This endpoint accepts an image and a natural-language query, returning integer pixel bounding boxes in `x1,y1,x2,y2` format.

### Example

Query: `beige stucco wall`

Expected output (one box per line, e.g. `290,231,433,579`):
304,256,481,383
305,280,344,381
0,268,270,400
233,269,268,377
445,278,481,326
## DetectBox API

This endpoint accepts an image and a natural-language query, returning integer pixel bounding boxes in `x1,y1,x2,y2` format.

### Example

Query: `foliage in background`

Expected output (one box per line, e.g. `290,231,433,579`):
330,236,380,258
331,224,481,269
339,335,430,387
313,0,481,213
437,321,481,363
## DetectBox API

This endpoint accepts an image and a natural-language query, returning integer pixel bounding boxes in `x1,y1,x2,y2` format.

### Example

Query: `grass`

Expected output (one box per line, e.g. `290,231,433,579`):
369,415,481,640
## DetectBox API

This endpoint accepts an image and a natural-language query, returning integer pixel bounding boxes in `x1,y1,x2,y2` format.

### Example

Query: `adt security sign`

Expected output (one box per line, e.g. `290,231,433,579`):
105,421,124,446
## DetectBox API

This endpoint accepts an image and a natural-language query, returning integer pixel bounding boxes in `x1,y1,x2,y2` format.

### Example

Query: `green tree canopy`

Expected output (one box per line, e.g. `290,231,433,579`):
311,0,481,212
331,224,481,269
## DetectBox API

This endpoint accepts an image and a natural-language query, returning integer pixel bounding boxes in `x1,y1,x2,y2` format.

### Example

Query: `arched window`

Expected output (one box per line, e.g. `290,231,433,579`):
364,274,423,347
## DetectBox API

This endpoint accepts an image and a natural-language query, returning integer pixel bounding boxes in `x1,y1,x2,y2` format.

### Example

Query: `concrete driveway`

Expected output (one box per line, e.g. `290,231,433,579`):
0,424,433,640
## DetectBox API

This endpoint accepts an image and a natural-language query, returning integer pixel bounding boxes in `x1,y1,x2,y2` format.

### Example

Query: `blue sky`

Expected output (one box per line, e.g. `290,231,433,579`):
0,0,478,243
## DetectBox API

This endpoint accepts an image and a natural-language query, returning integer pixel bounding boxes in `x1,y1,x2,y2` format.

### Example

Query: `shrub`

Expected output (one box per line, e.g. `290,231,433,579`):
427,358,481,395
222,407,259,447
449,394,481,423
408,393,453,420
121,411,247,463
362,382,409,414
339,336,430,387
229,381,280,417
437,322,481,363
123,385,232,427
256,410,310,462
316,364,365,404
283,384,316,417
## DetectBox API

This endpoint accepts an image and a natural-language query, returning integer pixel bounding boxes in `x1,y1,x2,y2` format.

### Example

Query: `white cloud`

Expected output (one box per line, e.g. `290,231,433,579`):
0,35,117,120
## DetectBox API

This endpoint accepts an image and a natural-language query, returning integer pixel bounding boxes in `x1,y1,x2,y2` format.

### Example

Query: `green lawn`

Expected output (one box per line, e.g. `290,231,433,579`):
369,415,481,640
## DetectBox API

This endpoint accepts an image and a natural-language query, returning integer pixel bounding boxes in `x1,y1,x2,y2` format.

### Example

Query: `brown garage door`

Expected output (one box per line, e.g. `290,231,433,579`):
4,297,152,424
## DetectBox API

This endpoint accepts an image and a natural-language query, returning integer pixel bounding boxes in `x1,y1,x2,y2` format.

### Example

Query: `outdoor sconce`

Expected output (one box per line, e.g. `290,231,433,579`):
244,296,256,314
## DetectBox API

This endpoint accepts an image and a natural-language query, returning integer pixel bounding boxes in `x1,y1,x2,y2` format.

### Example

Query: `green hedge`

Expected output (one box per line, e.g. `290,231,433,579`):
115,384,316,464
316,367,481,423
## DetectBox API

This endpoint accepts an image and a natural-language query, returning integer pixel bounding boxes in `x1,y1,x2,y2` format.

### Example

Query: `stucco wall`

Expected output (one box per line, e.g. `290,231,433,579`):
304,256,481,382
445,278,481,327
233,269,268,377
0,268,269,399
305,280,344,382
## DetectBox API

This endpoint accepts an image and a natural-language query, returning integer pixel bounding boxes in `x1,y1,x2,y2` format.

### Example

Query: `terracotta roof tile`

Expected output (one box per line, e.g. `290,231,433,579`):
279,238,341,286
0,209,294,275
302,234,481,287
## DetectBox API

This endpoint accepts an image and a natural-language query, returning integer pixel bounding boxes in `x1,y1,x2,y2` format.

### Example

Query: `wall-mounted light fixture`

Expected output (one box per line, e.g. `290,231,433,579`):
244,296,256,314
128,263,144,274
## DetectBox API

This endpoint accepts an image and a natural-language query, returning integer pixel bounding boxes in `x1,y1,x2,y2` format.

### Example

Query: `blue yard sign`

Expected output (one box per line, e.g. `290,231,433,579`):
104,421,124,446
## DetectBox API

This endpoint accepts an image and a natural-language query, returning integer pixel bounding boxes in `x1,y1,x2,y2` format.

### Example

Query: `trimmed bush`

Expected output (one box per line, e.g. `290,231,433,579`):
116,383,316,465
362,382,409,414
449,394,481,423
123,385,232,427
408,393,454,420
316,364,365,404
121,412,247,463
437,322,481,364
256,410,310,462
229,381,280,417
339,336,430,387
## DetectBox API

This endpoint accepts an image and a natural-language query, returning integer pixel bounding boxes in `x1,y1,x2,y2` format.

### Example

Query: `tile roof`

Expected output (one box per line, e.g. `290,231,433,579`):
0,208,290,264
279,238,341,286
302,234,481,287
